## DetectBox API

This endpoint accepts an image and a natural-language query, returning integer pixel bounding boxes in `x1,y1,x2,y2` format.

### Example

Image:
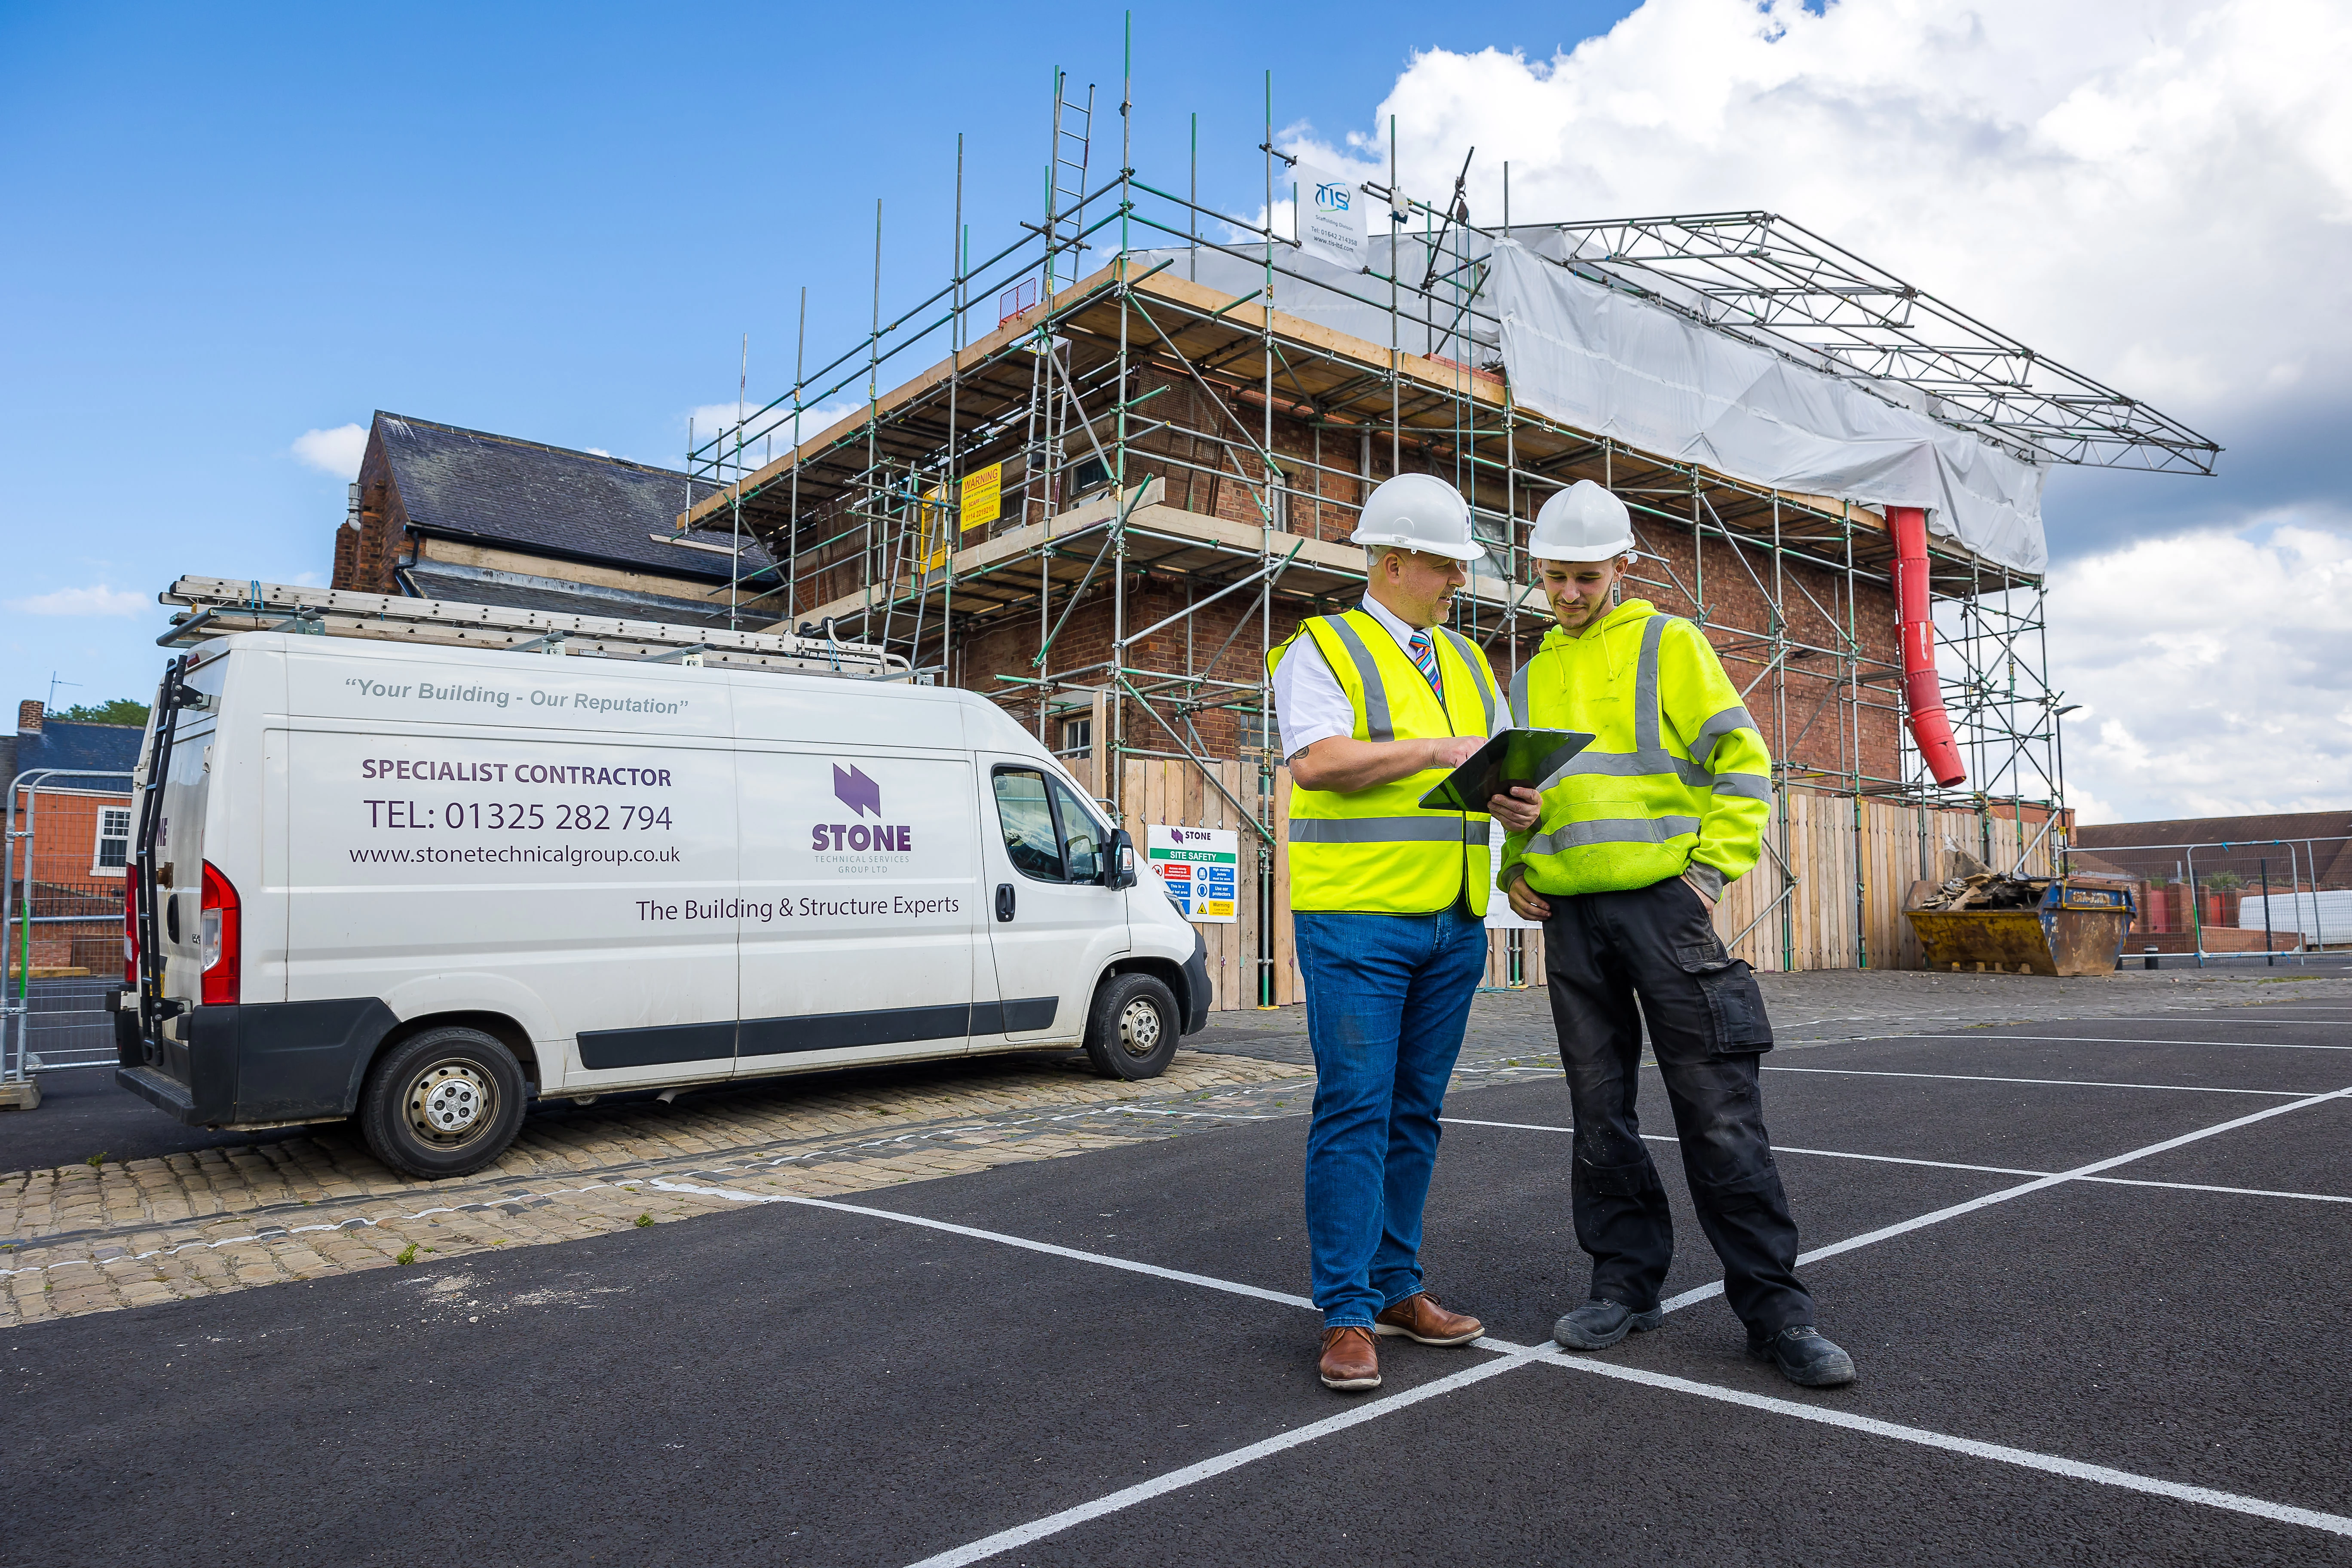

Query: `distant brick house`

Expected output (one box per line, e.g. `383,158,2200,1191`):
2075,811,2352,951
3,701,142,975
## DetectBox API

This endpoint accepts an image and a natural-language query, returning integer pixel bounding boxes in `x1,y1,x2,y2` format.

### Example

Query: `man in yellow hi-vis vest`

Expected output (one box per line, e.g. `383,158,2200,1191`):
1502,481,1857,1389
1268,472,1542,1393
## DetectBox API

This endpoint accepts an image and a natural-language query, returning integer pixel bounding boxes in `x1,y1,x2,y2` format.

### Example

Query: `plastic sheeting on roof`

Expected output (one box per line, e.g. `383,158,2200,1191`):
1486,241,2048,575
1133,239,1493,364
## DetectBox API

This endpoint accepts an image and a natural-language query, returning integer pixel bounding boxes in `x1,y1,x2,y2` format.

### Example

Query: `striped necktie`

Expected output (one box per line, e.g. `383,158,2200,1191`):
1407,630,1444,699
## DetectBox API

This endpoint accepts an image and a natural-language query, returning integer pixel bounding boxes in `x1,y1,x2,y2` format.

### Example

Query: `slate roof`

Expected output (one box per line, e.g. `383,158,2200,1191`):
6,721,141,791
372,413,779,585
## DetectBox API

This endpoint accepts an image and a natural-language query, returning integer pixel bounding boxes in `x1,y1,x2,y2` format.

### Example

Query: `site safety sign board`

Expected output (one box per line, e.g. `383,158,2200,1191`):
1145,824,1238,923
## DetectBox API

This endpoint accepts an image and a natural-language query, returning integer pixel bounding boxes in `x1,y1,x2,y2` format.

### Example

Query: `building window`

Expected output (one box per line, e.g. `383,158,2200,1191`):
1059,716,1092,758
93,806,132,874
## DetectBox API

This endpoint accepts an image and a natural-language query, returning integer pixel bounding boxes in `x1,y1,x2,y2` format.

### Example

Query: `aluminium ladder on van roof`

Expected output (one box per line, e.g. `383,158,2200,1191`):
156,576,916,681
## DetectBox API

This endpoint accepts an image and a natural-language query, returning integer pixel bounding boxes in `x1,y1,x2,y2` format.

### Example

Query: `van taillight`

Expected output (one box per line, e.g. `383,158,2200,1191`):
199,861,239,1006
123,875,138,988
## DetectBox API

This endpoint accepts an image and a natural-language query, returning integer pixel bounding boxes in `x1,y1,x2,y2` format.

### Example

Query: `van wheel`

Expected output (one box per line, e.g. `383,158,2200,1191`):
358,1027,528,1180
1083,973,1179,1081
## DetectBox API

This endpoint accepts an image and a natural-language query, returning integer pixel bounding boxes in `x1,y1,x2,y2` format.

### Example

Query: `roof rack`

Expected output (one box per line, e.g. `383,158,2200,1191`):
157,577,914,681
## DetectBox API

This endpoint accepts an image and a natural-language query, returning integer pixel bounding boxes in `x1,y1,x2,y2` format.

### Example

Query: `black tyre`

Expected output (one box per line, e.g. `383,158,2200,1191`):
358,1026,528,1179
1083,972,1179,1081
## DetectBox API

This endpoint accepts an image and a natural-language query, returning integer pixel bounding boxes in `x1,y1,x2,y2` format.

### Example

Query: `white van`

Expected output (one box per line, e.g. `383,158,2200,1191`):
112,628,1210,1178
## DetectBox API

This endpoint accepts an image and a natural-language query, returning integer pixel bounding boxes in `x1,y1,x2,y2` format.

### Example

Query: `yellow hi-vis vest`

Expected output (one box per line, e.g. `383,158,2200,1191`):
1501,600,1773,901
1268,610,1502,916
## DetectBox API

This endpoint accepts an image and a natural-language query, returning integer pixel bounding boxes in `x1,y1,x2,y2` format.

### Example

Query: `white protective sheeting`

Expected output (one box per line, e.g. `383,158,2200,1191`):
1132,240,1493,365
1487,241,2049,574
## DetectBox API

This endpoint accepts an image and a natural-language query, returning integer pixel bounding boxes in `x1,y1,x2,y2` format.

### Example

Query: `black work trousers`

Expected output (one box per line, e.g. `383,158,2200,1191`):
1540,876,1813,1336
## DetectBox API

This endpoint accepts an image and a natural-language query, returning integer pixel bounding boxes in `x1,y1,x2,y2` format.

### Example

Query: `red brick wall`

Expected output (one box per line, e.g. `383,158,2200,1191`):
7,787,128,973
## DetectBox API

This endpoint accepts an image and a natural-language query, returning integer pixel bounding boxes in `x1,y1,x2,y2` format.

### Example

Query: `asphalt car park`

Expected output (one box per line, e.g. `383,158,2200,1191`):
4,999,2349,1566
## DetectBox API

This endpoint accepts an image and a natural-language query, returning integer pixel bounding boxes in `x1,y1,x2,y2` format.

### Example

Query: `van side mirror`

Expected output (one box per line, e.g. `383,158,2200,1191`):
1103,829,1138,890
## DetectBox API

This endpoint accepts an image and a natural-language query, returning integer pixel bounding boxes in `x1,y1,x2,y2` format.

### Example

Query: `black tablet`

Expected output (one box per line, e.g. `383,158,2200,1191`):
1417,728,1594,812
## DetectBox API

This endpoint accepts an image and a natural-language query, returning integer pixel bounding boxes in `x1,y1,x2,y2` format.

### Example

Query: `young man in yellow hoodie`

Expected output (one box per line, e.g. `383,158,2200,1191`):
1502,481,1856,1388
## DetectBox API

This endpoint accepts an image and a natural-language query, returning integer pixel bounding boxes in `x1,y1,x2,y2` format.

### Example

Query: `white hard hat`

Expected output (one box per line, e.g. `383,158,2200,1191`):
1351,472,1483,564
1529,480,1635,562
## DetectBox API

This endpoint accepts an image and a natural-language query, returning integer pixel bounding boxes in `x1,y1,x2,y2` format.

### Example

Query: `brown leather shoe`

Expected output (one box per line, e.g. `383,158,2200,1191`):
1374,1291,1484,1346
1317,1326,1381,1391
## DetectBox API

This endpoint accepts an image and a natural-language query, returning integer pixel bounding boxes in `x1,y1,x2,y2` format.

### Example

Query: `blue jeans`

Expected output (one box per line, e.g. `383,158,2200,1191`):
1292,900,1490,1328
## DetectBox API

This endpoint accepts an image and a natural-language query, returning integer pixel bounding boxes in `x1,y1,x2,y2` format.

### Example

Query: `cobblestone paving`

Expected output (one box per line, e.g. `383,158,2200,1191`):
8,965,2346,1328
0,1049,1312,1328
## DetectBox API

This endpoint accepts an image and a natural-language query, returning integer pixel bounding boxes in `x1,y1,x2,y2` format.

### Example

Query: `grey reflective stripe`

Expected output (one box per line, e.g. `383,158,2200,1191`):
1522,815,1703,856
1509,664,1530,727
1539,749,1715,790
1689,702,1761,769
1634,615,1667,753
1289,816,1489,846
1436,627,1498,734
1709,772,1773,802
1320,615,1393,742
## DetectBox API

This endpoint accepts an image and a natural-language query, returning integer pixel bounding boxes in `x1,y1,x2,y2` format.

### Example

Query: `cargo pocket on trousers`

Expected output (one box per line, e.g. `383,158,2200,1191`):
1676,944,1774,1052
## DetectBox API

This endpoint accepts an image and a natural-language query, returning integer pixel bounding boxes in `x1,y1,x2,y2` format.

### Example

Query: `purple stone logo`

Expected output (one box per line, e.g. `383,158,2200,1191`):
815,763,911,854
833,763,881,818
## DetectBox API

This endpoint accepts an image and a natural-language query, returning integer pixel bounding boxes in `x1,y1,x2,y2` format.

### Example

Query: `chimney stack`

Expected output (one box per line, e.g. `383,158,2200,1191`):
18,700,43,733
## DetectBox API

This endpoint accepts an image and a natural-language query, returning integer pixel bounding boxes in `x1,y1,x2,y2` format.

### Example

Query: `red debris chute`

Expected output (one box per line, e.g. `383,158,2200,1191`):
1890,505,1967,788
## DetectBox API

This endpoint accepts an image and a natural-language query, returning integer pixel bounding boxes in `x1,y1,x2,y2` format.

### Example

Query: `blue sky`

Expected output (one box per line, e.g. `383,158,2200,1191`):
4,1,2345,820
0,0,1635,708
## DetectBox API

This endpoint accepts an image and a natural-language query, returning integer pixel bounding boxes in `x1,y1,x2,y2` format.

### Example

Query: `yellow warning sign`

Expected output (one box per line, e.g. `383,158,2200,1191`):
919,483,952,572
960,462,1003,532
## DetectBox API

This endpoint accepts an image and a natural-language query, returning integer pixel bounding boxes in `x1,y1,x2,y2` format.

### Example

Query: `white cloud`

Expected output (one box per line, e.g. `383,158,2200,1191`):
2047,515,2352,821
1298,0,2352,422
291,423,368,479
6,584,152,617
1309,2,2352,826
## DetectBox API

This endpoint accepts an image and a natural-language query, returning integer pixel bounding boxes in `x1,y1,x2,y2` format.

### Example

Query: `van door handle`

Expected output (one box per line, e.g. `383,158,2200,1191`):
995,883,1016,922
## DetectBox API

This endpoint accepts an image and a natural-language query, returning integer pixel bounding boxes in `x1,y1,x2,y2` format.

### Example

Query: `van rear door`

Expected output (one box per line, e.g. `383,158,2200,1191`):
150,706,216,1033
975,755,1128,1045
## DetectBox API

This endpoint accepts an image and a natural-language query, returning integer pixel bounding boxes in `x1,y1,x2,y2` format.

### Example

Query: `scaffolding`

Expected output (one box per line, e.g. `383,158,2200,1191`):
666,45,2217,979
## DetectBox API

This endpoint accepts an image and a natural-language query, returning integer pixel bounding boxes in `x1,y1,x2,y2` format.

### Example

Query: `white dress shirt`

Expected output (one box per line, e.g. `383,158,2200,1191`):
1272,595,1511,758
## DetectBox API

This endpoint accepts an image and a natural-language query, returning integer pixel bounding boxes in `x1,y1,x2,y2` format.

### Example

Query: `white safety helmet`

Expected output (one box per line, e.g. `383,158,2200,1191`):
1529,480,1635,563
1350,472,1483,564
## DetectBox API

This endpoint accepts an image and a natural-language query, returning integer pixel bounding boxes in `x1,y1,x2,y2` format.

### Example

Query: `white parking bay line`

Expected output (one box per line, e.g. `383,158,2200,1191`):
1873,1033,2352,1053
1658,1084,2352,1312
644,1179,1314,1310
1442,1119,2352,1202
900,1348,1545,1568
1537,1354,2352,1540
646,1124,2352,1560
1761,1066,2306,1095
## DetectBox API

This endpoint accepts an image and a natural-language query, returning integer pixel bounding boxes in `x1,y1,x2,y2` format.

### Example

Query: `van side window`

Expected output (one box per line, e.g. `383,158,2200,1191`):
992,769,1065,881
1049,780,1103,884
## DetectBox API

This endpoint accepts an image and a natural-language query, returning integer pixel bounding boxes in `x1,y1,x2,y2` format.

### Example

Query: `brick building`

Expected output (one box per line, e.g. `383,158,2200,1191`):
3,701,141,975
330,412,782,627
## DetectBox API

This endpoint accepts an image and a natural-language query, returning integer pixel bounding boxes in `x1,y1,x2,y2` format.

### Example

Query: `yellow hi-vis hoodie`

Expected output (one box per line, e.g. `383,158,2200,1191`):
1501,599,1773,901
